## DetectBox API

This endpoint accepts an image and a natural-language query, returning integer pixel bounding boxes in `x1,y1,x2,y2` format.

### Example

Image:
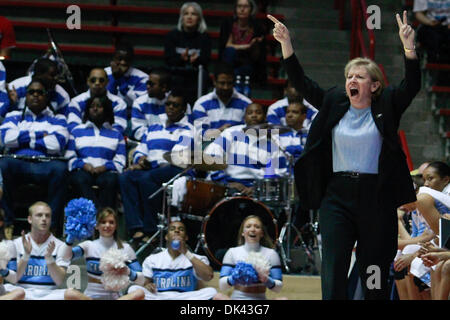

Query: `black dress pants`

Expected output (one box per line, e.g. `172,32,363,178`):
319,173,398,300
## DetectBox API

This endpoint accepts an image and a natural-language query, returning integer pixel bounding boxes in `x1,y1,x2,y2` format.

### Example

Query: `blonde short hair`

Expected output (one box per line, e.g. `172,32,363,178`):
177,2,208,33
28,201,51,217
344,57,385,98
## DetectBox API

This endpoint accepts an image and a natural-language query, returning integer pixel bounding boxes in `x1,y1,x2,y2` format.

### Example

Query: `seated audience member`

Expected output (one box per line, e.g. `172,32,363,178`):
65,95,126,211
63,208,145,300
281,100,309,156
105,42,148,112
128,219,227,300
164,2,211,105
219,0,267,83
204,103,303,196
131,68,172,141
119,89,194,246
67,68,127,134
266,81,317,131
421,248,450,300
6,58,70,117
413,0,450,63
219,215,284,300
0,79,69,236
2,202,69,300
0,16,16,59
395,161,450,299
192,62,251,140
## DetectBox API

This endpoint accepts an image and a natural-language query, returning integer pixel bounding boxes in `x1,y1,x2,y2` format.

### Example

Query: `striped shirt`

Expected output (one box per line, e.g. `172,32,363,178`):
105,66,148,108
133,115,194,169
65,121,126,173
67,90,127,134
332,106,382,174
0,60,5,91
0,61,9,119
192,89,251,135
266,97,318,130
131,92,168,141
0,107,69,156
7,75,70,116
204,124,301,186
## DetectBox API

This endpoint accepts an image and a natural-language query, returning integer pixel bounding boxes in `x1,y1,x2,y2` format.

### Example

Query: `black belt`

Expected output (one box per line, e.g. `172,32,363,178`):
333,171,378,178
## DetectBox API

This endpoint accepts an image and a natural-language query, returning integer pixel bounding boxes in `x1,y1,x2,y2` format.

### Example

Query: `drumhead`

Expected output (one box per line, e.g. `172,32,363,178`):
201,196,278,267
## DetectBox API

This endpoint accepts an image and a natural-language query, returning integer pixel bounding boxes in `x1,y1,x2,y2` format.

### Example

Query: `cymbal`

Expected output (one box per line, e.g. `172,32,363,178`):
243,123,293,135
163,151,228,171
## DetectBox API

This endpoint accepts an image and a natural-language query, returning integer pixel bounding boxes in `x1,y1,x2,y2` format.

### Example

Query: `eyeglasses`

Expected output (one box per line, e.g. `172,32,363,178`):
89,77,106,84
216,81,234,86
26,89,46,96
165,101,182,108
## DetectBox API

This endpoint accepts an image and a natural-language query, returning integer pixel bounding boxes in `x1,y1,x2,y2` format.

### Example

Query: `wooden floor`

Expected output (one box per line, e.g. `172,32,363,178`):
209,272,322,300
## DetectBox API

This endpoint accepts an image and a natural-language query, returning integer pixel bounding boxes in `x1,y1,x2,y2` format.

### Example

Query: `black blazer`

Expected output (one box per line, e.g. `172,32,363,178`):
284,54,422,211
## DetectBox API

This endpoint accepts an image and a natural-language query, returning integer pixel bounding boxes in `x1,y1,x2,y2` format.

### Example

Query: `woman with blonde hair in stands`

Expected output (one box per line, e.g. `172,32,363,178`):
164,2,211,105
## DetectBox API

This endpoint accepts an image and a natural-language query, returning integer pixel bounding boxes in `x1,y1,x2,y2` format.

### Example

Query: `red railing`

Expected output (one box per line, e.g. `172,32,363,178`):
399,130,414,171
350,0,375,60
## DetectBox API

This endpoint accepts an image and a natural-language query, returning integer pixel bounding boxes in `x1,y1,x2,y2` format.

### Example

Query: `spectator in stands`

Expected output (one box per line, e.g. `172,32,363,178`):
131,68,172,141
219,0,267,84
0,16,16,59
119,89,193,247
266,81,317,131
164,2,211,106
127,219,227,300
0,79,69,238
413,0,450,63
6,58,70,117
204,102,303,196
192,62,251,141
67,68,127,134
281,100,309,158
105,41,148,114
65,95,126,211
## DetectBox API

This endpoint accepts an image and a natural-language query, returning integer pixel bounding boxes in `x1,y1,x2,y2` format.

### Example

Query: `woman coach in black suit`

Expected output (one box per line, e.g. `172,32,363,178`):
268,12,421,299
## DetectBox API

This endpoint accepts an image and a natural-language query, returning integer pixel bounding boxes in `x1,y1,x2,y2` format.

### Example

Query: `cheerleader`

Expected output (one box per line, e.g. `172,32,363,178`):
63,207,145,300
219,215,284,300
0,240,24,300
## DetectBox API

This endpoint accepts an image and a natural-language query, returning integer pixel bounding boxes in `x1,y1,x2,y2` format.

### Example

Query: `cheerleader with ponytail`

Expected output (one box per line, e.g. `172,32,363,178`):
62,201,145,300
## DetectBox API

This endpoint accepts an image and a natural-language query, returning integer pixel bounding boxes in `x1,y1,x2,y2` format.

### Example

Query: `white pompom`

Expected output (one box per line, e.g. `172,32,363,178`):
99,248,130,292
244,251,271,278
0,241,11,270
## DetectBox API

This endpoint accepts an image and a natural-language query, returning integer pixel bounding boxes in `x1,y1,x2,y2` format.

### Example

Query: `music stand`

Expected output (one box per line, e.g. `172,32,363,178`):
269,134,320,273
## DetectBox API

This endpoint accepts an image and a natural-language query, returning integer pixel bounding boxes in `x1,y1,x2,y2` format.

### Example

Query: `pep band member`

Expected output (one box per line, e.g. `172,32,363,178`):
269,11,421,299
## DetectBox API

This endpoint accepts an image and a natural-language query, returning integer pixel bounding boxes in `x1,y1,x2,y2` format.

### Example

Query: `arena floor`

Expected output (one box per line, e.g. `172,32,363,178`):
209,272,322,300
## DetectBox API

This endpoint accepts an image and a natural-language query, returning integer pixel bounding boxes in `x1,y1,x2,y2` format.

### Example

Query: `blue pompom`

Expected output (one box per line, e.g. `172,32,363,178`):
64,198,97,242
231,262,259,285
